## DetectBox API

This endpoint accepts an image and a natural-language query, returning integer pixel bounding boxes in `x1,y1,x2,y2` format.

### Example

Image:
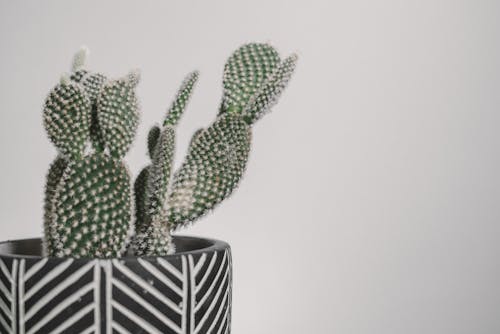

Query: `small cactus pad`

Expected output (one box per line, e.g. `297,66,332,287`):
43,156,68,253
242,54,298,124
49,153,133,258
134,166,150,232
164,71,199,126
146,126,175,222
43,80,91,159
133,219,173,256
221,43,280,114
97,72,140,158
147,125,161,159
167,114,251,228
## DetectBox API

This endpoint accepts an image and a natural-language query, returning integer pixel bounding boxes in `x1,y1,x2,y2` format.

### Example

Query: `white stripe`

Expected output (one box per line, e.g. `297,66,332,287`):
94,262,101,334
112,278,182,334
24,259,73,300
0,312,10,333
193,253,207,276
195,252,227,310
79,325,96,334
24,258,48,281
49,303,94,334
18,259,25,334
215,305,229,334
0,296,10,320
11,259,18,334
195,252,217,294
0,259,11,281
0,278,10,301
194,266,230,333
105,261,112,334
137,258,183,296
157,258,183,281
112,322,133,334
206,284,230,334
189,255,196,334
112,301,163,334
25,261,94,320
112,260,181,314
181,256,188,333
26,283,93,334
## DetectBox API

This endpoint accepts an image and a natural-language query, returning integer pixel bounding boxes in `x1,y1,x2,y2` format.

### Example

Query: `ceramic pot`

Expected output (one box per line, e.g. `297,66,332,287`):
0,236,232,334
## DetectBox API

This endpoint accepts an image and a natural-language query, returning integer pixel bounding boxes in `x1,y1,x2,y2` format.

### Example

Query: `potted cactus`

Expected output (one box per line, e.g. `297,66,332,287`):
0,43,297,333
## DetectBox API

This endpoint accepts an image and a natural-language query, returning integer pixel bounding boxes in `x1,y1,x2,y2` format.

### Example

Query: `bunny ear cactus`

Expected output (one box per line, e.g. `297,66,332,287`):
42,43,296,258
166,43,297,229
43,48,139,258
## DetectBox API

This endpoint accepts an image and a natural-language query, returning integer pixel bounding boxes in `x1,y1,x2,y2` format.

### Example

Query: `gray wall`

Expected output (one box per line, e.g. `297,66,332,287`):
1,0,499,333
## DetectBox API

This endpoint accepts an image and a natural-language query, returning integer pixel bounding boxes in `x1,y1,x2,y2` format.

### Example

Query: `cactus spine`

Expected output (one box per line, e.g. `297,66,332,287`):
42,43,297,258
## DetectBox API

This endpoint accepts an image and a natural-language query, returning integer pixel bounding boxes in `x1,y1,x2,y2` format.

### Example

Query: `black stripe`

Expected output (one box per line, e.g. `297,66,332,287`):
100,265,106,334
196,269,230,334
24,262,83,310
60,308,94,334
34,289,93,334
195,252,225,301
112,287,179,334
112,263,182,314
25,268,94,331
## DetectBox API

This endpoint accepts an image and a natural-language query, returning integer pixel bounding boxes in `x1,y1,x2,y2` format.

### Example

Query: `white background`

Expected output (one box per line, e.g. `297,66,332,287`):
1,1,500,333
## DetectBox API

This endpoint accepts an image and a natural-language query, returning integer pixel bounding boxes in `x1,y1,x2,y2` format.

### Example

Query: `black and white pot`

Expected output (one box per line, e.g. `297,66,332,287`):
0,236,232,334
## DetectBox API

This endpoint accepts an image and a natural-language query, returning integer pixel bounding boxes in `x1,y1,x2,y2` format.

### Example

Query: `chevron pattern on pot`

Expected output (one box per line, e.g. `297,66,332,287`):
0,249,231,334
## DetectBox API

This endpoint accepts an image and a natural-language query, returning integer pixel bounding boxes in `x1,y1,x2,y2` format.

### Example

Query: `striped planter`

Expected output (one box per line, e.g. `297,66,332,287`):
0,236,232,334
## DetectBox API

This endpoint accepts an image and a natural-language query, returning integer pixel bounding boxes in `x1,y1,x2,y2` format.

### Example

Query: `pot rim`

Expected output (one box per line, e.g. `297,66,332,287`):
0,235,230,260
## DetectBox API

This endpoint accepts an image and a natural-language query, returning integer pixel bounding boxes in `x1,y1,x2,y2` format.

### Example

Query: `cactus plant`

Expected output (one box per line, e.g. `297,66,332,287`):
43,49,139,258
42,43,297,258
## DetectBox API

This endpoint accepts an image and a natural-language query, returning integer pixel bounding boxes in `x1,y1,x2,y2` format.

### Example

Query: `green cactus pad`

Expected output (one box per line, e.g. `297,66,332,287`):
49,153,133,258
43,156,68,253
97,72,140,158
164,71,199,126
146,126,175,222
134,165,150,232
221,43,280,114
242,54,298,124
133,219,173,256
43,80,91,159
167,114,251,228
147,125,161,159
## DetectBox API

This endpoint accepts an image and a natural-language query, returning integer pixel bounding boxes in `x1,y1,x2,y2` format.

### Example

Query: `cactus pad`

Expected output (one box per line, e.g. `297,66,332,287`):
43,80,91,159
167,114,251,228
147,125,161,159
134,166,150,232
97,72,140,158
145,126,175,222
221,43,280,114
164,71,199,126
243,54,298,124
49,153,133,258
